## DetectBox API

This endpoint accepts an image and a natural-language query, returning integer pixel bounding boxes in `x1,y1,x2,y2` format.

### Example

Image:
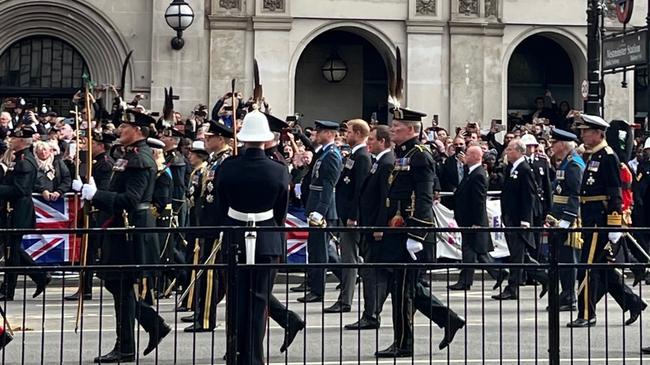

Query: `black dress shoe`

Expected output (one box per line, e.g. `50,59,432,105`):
0,294,14,302
289,282,310,292
181,314,197,323
93,349,135,363
280,319,305,352
642,346,650,354
184,323,214,333
176,306,190,312
558,303,577,312
439,316,465,350
375,343,413,358
539,283,548,299
143,323,171,356
323,302,351,313
297,292,323,303
626,300,648,326
64,292,92,301
493,273,508,290
566,318,596,328
344,316,380,330
32,274,52,298
447,282,471,291
491,289,517,301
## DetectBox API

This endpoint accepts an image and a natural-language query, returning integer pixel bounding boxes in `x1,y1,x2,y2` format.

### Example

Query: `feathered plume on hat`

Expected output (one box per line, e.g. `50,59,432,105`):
161,86,175,130
387,47,403,111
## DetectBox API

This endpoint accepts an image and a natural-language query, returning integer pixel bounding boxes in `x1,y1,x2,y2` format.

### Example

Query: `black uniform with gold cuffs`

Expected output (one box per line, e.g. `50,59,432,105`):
376,107,464,358
568,114,645,328
183,119,233,332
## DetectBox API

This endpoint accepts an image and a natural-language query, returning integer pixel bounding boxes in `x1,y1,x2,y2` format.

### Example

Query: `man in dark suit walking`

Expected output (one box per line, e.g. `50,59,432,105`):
344,125,393,330
326,119,372,313
493,139,548,300
448,145,506,290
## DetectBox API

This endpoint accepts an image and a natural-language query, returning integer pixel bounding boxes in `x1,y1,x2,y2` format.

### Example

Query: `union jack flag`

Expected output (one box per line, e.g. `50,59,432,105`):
286,207,308,264
22,195,80,264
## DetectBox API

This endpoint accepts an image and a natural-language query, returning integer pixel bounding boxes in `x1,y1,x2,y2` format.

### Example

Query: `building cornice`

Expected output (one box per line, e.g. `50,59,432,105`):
448,20,504,36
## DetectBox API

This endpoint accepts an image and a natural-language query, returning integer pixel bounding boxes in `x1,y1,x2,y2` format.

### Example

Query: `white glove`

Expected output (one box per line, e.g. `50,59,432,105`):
558,220,571,229
520,221,530,228
81,177,97,201
308,211,323,222
406,238,423,261
72,178,83,192
608,232,623,243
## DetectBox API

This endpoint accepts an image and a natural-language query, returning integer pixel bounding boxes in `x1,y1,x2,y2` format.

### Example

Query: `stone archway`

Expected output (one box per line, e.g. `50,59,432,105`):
293,27,392,124
502,29,587,125
0,0,132,94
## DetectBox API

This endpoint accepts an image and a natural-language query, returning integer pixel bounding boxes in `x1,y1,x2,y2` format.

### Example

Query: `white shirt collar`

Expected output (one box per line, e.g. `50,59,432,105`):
511,156,526,173
374,148,391,162
468,163,481,175
314,145,323,153
351,143,367,154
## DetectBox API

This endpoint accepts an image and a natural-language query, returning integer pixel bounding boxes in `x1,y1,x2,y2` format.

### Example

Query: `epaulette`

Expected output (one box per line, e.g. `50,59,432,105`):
604,146,614,155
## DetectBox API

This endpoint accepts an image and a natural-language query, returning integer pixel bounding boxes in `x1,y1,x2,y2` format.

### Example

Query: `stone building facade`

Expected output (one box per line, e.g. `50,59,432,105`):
0,0,647,131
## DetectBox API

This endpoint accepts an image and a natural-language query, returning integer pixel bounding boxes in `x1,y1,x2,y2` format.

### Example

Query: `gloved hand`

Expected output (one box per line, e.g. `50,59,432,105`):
308,212,325,227
520,221,530,228
72,178,83,192
81,177,97,201
608,232,623,244
604,240,620,263
558,220,571,229
406,238,423,261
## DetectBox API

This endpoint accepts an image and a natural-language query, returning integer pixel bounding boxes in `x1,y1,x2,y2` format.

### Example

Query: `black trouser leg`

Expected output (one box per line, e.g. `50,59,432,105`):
414,279,460,328
577,230,602,320
105,279,136,354
268,294,300,329
390,268,415,350
4,238,46,298
458,242,478,286
505,232,526,293
307,231,327,296
361,267,389,321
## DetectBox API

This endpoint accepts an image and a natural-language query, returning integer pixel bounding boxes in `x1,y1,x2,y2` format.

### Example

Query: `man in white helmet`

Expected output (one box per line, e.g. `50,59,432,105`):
214,110,290,364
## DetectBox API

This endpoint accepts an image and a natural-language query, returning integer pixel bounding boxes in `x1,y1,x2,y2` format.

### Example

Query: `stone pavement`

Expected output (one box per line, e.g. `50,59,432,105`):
0,273,648,364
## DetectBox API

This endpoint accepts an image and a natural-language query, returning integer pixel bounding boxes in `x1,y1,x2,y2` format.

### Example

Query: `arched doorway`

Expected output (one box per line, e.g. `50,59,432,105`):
294,29,389,124
0,36,89,115
507,34,577,127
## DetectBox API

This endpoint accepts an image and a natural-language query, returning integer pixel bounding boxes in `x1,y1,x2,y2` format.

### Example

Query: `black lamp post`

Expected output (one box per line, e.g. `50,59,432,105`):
585,0,602,115
165,0,195,50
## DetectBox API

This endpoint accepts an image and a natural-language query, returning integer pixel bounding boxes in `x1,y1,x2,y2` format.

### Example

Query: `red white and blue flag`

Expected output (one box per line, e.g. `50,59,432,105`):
22,195,80,264
286,207,308,264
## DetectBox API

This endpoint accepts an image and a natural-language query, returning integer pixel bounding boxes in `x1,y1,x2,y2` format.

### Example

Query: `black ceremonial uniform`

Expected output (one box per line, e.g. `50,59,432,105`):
548,148,584,308
378,131,464,357
188,146,232,331
152,165,174,296
632,153,650,252
91,137,169,359
180,160,206,311
215,147,290,365
77,151,115,298
529,154,552,260
571,138,643,325
0,144,49,300
164,148,189,266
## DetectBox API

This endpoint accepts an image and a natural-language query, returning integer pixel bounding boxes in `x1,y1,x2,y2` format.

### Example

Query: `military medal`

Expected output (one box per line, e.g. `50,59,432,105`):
114,159,128,171
556,170,565,180
345,159,355,169
588,161,600,172
206,194,214,203
207,182,214,192
343,176,351,184
556,185,562,194
586,175,595,185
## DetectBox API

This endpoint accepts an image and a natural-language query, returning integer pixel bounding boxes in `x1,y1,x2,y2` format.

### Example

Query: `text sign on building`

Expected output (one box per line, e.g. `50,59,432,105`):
602,30,647,70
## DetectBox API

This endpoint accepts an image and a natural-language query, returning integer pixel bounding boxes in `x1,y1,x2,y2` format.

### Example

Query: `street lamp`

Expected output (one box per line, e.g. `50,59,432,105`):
321,52,348,83
165,0,195,50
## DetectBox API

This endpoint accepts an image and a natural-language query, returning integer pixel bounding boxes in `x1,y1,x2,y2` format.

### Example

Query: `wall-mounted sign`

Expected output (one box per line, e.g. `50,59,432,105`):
602,30,647,70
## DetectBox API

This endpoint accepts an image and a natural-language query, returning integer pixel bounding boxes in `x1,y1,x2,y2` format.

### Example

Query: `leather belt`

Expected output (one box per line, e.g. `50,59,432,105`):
227,208,273,222
580,195,608,203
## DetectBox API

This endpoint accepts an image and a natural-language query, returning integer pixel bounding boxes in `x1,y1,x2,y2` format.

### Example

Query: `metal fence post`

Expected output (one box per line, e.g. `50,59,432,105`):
547,228,561,365
225,228,238,365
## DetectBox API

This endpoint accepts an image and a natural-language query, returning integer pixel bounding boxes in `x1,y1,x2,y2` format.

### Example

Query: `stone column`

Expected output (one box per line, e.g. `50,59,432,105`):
406,0,446,128
253,0,292,118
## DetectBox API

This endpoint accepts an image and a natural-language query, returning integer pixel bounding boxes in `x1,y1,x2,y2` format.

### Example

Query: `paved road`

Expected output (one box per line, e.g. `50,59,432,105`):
0,273,648,364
